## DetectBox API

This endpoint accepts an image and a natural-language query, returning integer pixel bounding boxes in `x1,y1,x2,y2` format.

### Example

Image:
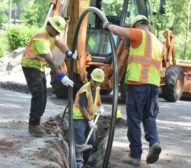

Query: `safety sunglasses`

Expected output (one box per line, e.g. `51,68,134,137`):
54,28,60,35
93,80,100,86
136,20,148,26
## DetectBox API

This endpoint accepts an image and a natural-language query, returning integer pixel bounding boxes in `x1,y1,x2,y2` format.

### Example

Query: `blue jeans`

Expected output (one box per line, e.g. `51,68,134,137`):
126,84,160,159
74,120,95,166
22,67,47,125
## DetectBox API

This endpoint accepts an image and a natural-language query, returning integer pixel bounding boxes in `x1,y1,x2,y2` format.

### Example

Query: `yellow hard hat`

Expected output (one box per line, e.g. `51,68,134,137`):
131,15,149,28
91,68,104,83
49,16,66,34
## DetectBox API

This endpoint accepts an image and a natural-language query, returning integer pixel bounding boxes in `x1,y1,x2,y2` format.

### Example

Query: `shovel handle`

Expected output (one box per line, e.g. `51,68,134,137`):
85,112,101,144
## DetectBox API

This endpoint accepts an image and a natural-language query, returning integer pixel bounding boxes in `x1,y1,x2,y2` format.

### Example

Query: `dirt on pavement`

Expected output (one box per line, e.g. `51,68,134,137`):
1,49,191,168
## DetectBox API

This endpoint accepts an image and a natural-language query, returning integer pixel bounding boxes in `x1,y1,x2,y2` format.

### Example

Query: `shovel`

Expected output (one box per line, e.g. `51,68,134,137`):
76,111,101,153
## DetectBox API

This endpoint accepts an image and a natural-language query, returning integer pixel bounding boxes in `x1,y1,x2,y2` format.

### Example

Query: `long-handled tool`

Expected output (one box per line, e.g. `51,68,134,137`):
76,111,101,153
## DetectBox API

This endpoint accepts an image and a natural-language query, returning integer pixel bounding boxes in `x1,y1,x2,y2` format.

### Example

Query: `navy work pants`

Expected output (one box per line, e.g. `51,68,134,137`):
126,84,160,159
74,120,95,167
22,67,47,125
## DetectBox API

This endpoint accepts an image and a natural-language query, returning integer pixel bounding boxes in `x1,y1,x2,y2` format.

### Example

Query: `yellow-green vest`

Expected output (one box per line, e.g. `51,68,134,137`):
73,82,100,120
21,27,55,72
125,30,162,86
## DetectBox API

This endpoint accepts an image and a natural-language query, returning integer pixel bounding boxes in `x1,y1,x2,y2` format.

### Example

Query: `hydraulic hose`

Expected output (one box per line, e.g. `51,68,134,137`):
68,7,118,168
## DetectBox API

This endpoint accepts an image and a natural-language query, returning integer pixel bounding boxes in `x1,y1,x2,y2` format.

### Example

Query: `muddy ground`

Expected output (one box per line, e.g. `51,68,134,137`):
1,49,191,168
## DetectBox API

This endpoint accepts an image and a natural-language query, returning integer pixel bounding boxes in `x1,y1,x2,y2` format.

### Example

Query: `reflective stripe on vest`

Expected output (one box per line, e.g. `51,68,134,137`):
24,33,50,61
73,82,100,120
126,30,162,86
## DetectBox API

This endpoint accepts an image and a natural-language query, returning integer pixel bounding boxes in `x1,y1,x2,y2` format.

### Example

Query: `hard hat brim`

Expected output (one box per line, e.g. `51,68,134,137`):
91,73,104,83
49,19,62,34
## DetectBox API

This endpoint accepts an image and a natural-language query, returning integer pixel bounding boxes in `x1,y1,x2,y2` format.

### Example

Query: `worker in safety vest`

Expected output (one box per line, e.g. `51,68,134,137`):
21,16,77,136
103,15,163,166
73,68,105,168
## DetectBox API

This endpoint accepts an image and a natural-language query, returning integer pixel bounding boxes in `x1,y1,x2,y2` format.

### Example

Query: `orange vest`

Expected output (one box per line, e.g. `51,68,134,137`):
21,28,55,72
125,30,162,86
73,82,100,120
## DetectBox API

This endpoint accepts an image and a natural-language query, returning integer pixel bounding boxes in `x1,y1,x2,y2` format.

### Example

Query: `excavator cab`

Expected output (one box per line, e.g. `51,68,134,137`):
85,0,154,64
86,0,122,64
51,0,157,100
52,0,186,103
84,0,155,91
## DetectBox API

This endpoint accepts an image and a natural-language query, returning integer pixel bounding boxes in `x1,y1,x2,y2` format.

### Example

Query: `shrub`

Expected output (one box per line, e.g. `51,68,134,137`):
0,34,7,57
6,25,38,51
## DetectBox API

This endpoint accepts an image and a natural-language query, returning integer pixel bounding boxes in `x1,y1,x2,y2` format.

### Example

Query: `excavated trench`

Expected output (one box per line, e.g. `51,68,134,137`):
59,111,127,168
0,82,127,168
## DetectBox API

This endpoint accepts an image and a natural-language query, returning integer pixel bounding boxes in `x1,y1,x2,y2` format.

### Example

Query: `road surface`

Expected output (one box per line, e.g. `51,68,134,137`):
0,88,191,168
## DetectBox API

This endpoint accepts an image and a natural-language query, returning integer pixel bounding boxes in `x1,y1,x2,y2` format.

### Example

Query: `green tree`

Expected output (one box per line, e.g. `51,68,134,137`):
20,0,49,26
151,0,191,60
0,0,9,28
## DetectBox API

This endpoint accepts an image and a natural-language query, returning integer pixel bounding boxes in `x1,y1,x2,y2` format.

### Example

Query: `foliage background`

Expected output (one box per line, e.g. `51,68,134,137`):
151,0,191,60
0,0,190,60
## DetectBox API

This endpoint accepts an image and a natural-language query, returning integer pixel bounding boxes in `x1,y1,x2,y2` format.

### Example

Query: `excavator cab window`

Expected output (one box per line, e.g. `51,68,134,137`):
125,0,154,32
85,0,153,63
86,0,123,63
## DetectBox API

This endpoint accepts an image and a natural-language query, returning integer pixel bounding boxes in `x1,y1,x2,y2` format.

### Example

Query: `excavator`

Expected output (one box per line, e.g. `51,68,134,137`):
44,0,191,167
48,0,191,103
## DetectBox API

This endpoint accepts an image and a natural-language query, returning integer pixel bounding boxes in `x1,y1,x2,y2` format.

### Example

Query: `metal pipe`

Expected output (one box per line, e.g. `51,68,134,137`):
69,7,118,168
44,3,54,27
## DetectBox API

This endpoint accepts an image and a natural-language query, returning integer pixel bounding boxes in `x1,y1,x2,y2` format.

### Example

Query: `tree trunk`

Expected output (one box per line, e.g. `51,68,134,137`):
182,0,191,60
9,0,12,27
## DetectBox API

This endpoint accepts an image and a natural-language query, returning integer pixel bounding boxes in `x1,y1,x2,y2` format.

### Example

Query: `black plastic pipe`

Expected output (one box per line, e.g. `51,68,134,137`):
68,7,118,168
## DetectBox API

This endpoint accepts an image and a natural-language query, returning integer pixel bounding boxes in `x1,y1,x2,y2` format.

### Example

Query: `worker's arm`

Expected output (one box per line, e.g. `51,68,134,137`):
103,23,130,39
80,107,91,121
34,38,73,87
40,52,74,87
97,96,104,114
40,52,61,76
55,38,77,59
79,92,91,121
55,38,68,53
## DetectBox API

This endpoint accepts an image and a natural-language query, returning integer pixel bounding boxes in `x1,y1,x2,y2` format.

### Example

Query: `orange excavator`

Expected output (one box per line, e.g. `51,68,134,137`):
44,1,191,167
47,0,191,102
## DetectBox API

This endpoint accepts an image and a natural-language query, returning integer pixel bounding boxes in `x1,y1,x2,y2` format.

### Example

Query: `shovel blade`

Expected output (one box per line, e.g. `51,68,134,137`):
76,144,93,153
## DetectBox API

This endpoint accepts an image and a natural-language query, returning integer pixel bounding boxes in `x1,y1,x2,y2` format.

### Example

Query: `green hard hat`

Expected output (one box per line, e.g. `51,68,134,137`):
91,68,104,83
49,16,66,34
131,15,149,28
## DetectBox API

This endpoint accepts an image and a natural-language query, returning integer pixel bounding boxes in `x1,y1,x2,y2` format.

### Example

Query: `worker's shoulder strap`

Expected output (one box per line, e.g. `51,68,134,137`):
32,32,49,40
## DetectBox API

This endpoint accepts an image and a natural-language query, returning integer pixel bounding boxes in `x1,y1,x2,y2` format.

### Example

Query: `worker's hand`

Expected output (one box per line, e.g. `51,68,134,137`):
99,106,104,114
88,120,95,129
103,22,111,30
65,49,72,58
65,49,77,60
72,50,78,59
61,76,74,87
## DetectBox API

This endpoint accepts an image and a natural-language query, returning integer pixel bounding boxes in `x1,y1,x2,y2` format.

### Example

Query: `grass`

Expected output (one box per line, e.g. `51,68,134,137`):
0,32,7,57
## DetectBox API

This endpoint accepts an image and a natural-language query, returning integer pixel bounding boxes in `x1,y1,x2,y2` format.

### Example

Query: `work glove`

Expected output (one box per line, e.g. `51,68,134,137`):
65,49,72,58
72,50,78,59
65,49,77,60
103,22,111,30
88,120,95,129
57,72,74,87
98,106,104,114
61,76,74,87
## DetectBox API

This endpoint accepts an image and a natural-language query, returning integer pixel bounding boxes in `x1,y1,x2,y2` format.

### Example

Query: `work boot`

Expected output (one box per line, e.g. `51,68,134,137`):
122,155,141,166
28,124,46,137
146,143,161,164
76,161,83,168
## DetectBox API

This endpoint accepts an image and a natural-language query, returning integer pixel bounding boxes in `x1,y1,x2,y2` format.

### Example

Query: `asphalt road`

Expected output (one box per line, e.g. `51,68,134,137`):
0,88,191,168
101,94,191,168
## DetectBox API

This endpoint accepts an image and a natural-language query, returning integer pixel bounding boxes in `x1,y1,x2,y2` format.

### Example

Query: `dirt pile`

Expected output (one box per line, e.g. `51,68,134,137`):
0,48,51,88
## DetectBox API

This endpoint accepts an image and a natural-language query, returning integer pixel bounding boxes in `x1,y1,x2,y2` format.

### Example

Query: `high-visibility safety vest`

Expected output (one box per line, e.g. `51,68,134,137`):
21,27,55,72
73,82,100,120
125,30,162,86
